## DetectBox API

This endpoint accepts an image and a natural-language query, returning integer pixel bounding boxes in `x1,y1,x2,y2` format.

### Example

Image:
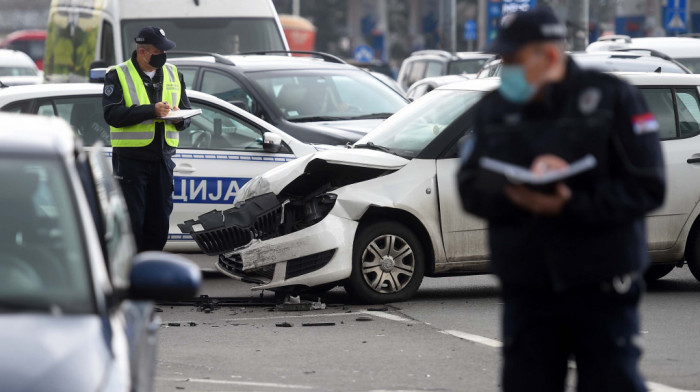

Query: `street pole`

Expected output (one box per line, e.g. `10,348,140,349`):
477,0,487,51
292,0,300,16
567,0,589,51
440,0,457,53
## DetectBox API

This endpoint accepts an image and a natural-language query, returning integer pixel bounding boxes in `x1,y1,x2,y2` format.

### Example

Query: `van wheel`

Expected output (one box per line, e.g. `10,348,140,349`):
643,264,675,283
686,227,700,283
344,221,424,304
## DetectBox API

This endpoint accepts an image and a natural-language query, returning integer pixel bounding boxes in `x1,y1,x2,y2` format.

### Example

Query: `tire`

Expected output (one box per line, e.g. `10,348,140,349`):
686,227,700,283
643,264,675,283
344,221,425,304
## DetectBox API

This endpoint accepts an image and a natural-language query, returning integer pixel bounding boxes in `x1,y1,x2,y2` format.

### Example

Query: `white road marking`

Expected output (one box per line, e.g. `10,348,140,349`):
159,377,313,389
646,382,700,392
359,310,413,323
440,329,503,348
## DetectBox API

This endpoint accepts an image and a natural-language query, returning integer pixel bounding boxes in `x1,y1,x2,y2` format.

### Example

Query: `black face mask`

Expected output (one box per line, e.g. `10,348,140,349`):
148,52,167,68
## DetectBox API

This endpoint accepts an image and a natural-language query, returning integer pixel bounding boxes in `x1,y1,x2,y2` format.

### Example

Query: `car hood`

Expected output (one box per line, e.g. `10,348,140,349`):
302,119,384,139
0,314,110,392
235,148,409,203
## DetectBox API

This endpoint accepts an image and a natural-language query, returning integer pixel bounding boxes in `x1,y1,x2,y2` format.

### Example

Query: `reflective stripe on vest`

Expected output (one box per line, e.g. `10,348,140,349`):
110,60,181,147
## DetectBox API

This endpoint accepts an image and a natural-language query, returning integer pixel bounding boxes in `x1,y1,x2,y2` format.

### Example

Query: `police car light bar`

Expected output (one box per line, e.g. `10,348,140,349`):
89,68,108,83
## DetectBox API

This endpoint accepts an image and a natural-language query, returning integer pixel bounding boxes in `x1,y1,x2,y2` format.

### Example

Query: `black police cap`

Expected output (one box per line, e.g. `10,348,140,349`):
486,6,566,55
134,26,176,51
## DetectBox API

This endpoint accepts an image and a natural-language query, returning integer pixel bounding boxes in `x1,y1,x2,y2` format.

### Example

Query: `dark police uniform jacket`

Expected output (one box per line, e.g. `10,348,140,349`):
458,59,666,294
103,51,192,161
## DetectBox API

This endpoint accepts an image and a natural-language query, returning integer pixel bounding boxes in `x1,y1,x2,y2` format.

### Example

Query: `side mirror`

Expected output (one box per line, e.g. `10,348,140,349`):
129,252,201,301
263,132,283,153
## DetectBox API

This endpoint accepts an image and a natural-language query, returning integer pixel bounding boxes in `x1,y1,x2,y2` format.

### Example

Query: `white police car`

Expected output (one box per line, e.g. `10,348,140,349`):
0,83,317,251
181,73,700,303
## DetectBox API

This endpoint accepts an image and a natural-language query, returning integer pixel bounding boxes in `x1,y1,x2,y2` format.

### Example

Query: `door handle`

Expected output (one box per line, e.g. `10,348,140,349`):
687,157,700,164
174,164,196,174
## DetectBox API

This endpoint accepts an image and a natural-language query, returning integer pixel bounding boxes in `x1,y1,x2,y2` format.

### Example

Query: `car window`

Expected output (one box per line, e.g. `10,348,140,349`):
448,58,490,75
0,66,37,76
0,100,30,113
407,61,427,87
0,157,94,314
183,99,265,151
51,96,111,146
425,61,444,78
640,88,676,139
249,69,406,121
37,101,55,117
179,67,197,90
201,70,256,113
676,88,700,137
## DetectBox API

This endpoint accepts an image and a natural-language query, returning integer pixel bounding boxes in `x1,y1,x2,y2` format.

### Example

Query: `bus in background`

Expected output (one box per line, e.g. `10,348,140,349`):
44,0,289,83
279,14,316,52
0,30,46,70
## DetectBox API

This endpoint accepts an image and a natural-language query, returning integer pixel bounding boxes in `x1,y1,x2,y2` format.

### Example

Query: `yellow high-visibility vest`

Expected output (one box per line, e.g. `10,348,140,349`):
110,59,181,147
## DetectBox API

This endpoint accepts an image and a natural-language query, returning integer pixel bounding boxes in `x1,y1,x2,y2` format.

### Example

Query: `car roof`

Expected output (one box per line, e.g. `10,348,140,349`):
612,72,700,85
0,112,75,156
170,54,358,72
405,50,491,62
570,51,688,73
0,49,37,68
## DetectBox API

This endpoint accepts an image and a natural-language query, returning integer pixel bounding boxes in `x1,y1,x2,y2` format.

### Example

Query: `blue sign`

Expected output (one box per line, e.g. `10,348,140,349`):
464,19,477,41
502,0,537,15
665,0,688,34
353,45,375,63
173,176,250,204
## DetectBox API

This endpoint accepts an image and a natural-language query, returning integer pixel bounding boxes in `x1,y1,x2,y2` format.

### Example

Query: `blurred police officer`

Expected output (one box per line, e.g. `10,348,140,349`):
458,7,665,392
103,27,191,252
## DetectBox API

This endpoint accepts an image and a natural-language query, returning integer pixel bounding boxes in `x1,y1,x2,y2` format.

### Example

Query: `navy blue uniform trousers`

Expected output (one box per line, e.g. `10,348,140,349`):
113,154,175,252
502,281,646,392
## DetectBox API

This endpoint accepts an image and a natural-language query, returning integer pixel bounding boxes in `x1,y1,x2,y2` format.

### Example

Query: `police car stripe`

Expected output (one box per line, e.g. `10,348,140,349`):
119,64,140,106
103,151,296,162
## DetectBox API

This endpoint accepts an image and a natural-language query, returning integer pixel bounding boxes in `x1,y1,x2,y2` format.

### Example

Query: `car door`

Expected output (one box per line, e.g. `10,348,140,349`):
169,97,296,246
640,86,700,250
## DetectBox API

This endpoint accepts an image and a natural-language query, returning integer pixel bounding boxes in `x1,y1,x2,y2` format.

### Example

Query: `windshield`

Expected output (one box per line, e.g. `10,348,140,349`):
0,66,37,76
121,18,285,59
676,58,700,74
248,69,407,121
448,58,490,75
0,158,93,314
356,89,485,158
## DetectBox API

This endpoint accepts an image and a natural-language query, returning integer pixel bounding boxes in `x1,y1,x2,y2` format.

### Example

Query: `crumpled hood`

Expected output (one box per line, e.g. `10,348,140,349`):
0,314,110,392
236,148,409,203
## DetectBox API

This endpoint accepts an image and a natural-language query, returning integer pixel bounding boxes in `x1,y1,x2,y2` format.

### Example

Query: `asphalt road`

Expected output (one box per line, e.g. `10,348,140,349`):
155,254,700,392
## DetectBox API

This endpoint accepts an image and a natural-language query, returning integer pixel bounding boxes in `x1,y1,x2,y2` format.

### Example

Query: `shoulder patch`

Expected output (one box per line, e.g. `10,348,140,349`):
104,84,115,97
578,87,602,115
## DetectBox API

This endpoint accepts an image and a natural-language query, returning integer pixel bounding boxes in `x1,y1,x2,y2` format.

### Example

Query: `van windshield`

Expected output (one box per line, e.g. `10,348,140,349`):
121,18,285,59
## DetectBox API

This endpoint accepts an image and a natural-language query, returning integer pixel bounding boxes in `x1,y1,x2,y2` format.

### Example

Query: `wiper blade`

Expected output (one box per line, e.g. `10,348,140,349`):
345,112,394,120
353,142,393,154
288,116,350,123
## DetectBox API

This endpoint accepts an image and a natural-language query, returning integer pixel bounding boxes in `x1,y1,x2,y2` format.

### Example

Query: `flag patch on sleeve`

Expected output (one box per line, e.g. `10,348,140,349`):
632,113,659,135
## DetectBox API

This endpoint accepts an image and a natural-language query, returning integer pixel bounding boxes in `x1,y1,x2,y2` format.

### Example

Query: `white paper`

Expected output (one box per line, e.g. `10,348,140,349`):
479,154,597,185
157,108,202,120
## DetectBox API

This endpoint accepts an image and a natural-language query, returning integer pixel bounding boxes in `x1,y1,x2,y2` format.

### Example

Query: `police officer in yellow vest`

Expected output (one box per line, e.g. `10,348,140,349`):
103,27,191,252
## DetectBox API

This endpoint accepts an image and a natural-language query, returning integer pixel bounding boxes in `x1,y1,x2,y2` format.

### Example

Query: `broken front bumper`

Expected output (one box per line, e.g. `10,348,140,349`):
217,214,357,290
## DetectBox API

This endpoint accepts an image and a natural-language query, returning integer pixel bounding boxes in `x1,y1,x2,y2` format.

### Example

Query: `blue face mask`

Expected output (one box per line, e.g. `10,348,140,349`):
499,65,537,104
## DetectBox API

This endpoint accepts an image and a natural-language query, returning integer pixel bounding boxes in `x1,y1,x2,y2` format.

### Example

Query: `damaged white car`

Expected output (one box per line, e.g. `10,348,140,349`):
180,73,700,303
179,79,493,303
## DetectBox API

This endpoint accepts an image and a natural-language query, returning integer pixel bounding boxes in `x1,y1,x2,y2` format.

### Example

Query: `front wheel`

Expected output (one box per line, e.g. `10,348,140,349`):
344,221,425,304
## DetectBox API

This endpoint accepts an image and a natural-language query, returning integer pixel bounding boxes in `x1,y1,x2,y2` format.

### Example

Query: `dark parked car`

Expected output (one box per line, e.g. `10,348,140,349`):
169,51,408,145
0,113,200,392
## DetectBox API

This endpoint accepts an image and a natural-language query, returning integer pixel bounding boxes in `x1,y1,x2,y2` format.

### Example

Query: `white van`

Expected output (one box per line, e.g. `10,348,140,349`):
44,0,289,82
587,36,700,73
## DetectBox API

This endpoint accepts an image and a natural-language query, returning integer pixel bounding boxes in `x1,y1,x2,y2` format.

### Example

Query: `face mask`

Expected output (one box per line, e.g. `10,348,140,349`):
499,65,537,104
148,52,167,68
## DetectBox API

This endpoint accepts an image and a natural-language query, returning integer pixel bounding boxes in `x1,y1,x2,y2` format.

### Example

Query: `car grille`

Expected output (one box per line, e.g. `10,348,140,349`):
285,249,336,280
218,254,275,282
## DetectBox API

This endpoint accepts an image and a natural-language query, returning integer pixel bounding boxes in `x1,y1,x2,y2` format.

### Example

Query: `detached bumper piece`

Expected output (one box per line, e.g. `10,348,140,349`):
178,193,282,256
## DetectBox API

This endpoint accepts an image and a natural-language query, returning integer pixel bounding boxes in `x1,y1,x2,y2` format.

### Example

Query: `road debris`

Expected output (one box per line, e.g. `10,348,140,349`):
301,322,336,327
355,316,373,322
276,322,294,327
366,306,389,312
167,322,181,327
